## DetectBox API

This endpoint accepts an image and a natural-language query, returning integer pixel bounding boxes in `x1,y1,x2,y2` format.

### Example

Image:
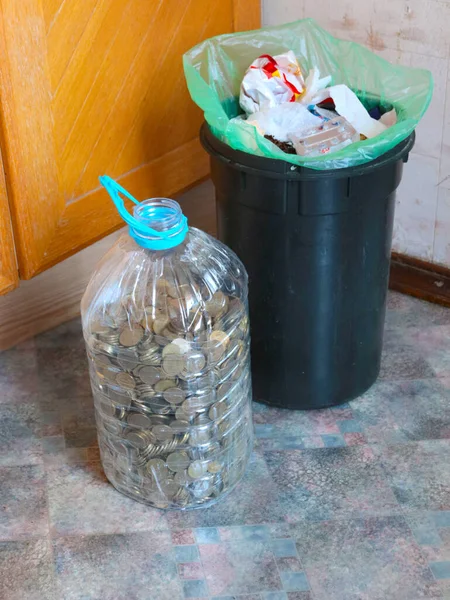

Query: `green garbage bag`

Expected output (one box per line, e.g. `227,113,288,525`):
183,19,433,170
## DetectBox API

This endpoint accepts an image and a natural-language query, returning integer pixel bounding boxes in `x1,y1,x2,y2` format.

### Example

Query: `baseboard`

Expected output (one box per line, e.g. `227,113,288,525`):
389,252,450,308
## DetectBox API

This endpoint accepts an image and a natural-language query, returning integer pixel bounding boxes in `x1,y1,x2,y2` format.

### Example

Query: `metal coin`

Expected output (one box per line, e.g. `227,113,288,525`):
207,460,223,474
208,401,227,421
152,425,174,442
136,365,161,386
163,387,186,405
172,338,191,354
99,400,116,418
189,428,211,446
149,397,172,415
187,460,208,480
166,451,190,473
210,330,229,347
127,413,153,429
126,430,153,449
205,291,227,318
206,340,226,363
119,324,144,347
153,317,170,335
182,397,204,416
175,407,192,422
162,354,184,377
154,379,177,393
150,414,171,426
115,372,136,390
162,343,182,358
191,478,213,499
170,419,189,434
95,353,113,367
160,478,181,499
117,351,140,372
174,470,190,485
146,457,168,478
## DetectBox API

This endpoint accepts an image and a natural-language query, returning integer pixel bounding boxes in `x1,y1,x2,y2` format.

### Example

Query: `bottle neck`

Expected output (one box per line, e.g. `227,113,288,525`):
130,198,188,250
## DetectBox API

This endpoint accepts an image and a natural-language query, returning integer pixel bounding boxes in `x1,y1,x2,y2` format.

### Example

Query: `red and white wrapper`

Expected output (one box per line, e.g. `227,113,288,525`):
239,51,306,114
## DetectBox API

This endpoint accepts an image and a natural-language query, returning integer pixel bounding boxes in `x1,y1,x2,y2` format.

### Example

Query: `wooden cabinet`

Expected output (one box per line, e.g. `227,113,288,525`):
0,0,260,287
0,152,18,294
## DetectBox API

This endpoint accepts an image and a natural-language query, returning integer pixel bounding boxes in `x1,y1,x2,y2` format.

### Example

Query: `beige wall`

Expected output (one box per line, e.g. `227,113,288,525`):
263,0,450,265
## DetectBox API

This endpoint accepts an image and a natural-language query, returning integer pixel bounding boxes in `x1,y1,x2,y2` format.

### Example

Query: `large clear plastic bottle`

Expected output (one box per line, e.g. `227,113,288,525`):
81,177,253,509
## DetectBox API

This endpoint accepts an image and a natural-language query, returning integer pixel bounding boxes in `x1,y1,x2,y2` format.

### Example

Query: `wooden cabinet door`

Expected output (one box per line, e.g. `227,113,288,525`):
0,0,260,279
0,151,18,295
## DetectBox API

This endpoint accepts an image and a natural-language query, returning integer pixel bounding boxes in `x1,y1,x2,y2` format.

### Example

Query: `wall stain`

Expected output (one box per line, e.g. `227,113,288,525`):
397,27,425,42
405,5,414,20
342,13,357,30
366,24,386,51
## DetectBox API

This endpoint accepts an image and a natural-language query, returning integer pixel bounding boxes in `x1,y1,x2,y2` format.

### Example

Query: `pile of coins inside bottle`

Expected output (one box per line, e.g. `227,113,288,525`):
85,277,253,509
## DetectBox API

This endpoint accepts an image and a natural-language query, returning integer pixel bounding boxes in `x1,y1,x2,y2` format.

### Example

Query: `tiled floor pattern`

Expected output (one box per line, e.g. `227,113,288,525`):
2,292,450,599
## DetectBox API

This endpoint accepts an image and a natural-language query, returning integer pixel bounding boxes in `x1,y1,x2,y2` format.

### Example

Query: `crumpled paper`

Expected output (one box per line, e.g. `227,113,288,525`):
239,51,306,114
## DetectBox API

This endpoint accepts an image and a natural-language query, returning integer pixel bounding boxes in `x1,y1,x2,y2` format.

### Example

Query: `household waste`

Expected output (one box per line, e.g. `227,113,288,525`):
238,51,397,157
183,19,433,170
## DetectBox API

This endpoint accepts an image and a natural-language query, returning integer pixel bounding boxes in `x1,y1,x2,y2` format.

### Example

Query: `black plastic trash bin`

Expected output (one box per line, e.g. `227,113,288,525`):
201,123,415,410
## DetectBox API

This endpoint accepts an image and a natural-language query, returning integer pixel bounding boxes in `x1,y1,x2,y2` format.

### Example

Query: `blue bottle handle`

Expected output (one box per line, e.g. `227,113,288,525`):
99,175,188,249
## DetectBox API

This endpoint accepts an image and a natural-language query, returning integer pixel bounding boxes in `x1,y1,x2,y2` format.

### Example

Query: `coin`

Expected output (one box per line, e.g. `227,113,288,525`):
162,354,184,377
136,365,161,386
205,291,227,318
146,414,169,426
166,451,190,472
181,351,206,378
119,324,144,347
126,430,154,449
146,457,168,478
189,428,211,446
149,397,172,415
172,338,191,354
188,460,207,479
117,351,140,372
127,413,152,429
153,317,170,335
209,401,227,421
154,379,177,393
207,460,223,474
162,343,182,358
170,419,189,434
163,387,186,405
210,330,229,347
115,372,136,390
174,470,190,485
191,478,213,499
86,280,251,510
153,425,174,442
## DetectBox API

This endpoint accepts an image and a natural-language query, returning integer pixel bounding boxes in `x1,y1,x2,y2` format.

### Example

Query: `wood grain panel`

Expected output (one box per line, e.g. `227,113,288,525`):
234,0,261,30
0,0,62,277
0,150,18,295
47,0,100,92
0,0,261,280
42,0,64,31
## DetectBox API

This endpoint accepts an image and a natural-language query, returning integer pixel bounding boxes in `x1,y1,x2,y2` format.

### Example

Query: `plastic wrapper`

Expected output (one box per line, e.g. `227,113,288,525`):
183,18,433,170
247,103,323,142
81,178,253,510
289,116,360,156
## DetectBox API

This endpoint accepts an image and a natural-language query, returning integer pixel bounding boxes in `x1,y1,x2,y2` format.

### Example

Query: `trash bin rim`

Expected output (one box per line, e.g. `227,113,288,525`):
200,122,415,181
